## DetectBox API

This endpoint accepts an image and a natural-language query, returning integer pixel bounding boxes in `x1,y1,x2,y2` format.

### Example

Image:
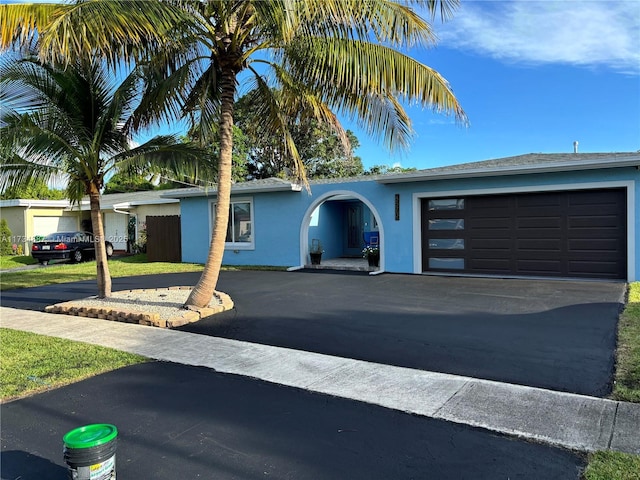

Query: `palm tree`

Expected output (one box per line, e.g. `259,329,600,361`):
1,0,467,308
0,52,205,297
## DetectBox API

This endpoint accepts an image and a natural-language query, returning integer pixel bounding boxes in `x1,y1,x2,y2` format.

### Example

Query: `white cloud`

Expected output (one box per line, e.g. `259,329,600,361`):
436,0,640,74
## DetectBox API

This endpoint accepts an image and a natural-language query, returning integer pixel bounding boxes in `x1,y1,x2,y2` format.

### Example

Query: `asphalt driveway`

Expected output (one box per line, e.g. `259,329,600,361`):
181,271,624,397
0,270,625,397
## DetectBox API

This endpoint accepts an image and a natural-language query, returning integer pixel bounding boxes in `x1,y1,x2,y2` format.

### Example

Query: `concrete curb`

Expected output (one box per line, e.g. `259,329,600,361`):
42,287,234,328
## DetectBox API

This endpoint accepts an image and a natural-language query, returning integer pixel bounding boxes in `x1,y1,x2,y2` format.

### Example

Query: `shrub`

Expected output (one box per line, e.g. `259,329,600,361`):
0,219,13,256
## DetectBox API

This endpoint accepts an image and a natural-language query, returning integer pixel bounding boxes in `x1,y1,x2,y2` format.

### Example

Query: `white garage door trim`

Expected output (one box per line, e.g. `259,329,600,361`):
412,180,635,281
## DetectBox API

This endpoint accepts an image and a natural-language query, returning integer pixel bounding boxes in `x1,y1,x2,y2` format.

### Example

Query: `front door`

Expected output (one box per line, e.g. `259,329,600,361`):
344,202,363,257
104,212,128,251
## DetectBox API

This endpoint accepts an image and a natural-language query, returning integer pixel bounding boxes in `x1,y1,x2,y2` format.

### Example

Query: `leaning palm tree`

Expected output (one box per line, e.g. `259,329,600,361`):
0,52,205,297
1,0,467,308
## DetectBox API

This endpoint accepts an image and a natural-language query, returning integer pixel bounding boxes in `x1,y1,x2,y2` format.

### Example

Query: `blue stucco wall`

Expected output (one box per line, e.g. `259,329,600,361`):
179,165,640,280
308,201,343,259
181,191,307,266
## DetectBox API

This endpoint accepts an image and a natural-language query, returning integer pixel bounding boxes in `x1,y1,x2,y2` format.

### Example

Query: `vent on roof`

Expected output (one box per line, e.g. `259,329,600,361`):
573,141,579,153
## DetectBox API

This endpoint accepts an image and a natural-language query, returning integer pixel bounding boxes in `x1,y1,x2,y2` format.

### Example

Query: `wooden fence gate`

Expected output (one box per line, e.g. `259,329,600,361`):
146,215,181,263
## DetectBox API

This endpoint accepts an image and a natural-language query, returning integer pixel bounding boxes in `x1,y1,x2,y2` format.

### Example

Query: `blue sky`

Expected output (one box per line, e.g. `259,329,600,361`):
345,0,640,170
12,0,639,173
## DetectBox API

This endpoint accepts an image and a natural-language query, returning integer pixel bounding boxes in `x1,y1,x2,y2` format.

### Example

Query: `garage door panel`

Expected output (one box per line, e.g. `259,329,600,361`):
568,238,622,251
469,258,512,272
568,216,621,228
471,238,511,249
515,230,562,240
516,216,562,229
569,190,621,205
568,202,621,213
517,239,562,251
568,261,623,277
468,217,511,228
516,260,562,274
567,232,623,244
422,188,626,280
515,196,561,208
469,227,511,237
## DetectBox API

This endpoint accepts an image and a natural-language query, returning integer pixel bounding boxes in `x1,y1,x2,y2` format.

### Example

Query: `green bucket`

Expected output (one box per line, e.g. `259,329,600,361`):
63,424,117,480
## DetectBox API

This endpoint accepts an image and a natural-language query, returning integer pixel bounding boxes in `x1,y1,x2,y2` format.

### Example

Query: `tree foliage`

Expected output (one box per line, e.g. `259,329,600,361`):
0,53,205,297
0,178,66,200
103,171,156,194
366,164,418,175
0,0,466,308
234,93,364,180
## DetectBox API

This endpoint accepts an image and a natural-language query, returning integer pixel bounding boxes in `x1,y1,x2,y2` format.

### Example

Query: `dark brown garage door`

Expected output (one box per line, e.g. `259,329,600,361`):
422,189,627,279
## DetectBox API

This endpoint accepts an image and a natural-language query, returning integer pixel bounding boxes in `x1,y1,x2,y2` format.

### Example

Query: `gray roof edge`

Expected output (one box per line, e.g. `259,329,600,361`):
378,156,640,184
161,181,303,198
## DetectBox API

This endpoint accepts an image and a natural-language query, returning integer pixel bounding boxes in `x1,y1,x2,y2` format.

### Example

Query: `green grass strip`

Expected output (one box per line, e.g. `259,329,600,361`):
0,254,289,291
584,451,640,480
0,254,205,290
613,282,640,402
0,255,38,270
0,328,147,401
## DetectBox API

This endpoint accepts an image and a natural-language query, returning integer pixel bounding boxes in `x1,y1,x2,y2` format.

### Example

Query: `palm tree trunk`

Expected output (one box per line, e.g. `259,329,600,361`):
89,184,112,298
185,64,236,308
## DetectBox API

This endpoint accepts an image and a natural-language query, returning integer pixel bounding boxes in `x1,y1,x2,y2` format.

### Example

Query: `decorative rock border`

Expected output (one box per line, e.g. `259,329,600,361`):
44,287,234,329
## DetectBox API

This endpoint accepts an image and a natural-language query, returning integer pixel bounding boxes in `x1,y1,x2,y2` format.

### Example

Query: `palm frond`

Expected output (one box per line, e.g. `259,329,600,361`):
0,3,69,50
112,135,211,184
416,0,460,22
264,60,351,157
294,0,437,48
244,70,307,188
282,36,467,149
38,0,194,66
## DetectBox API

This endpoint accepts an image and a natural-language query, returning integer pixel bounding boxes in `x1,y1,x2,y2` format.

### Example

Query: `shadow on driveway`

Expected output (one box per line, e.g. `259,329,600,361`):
1,362,587,480
1,270,625,397
179,271,625,397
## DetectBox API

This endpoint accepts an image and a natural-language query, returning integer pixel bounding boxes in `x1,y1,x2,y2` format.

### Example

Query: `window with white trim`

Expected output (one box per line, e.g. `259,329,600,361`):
211,198,254,249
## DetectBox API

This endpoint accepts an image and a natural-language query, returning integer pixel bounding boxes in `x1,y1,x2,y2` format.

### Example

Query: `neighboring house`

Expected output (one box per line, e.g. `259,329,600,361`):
0,199,80,253
0,189,181,253
86,190,180,251
169,152,640,282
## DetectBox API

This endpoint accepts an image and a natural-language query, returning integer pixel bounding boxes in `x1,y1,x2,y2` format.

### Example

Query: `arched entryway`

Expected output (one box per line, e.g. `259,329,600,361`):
299,190,384,271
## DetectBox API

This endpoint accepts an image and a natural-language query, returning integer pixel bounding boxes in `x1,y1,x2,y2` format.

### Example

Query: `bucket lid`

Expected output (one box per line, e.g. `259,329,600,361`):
63,424,118,449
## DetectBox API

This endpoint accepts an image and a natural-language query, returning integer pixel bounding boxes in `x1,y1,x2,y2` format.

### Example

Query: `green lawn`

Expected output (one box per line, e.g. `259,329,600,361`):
0,255,38,270
0,254,205,290
584,451,640,480
0,328,147,401
613,282,640,402
0,254,288,290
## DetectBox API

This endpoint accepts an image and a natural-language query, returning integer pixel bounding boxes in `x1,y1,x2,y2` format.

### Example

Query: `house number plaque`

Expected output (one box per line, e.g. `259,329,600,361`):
395,194,400,220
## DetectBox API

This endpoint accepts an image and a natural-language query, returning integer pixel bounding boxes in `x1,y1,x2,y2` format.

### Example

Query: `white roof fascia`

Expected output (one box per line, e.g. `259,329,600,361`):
378,158,640,184
0,199,71,208
108,199,179,208
76,198,179,211
162,183,303,199
127,198,180,206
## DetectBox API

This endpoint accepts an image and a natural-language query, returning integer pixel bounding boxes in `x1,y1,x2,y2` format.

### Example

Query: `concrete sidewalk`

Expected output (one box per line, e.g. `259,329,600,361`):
2,306,638,455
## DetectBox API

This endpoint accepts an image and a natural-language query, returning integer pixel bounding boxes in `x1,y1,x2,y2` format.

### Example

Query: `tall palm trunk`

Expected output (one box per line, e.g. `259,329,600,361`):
185,64,237,308
89,184,112,298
